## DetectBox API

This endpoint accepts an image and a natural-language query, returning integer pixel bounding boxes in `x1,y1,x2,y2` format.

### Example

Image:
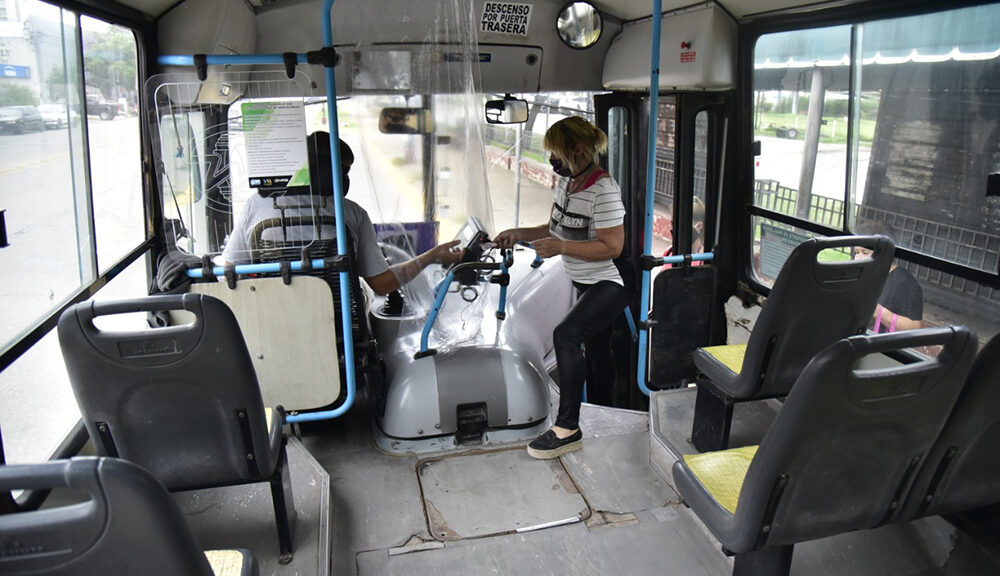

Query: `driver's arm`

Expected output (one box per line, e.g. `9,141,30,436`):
365,240,463,295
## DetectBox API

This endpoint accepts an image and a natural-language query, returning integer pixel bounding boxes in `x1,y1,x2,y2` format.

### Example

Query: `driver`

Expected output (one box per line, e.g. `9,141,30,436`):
222,131,463,295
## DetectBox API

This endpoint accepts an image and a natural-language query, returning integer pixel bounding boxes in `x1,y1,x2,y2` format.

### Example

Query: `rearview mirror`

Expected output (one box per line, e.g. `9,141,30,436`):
379,107,434,134
485,97,528,124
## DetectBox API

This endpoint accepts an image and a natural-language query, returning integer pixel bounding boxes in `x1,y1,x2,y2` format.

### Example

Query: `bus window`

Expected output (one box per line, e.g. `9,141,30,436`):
651,99,676,259
0,2,145,464
483,92,599,231
750,3,1000,344
81,17,144,272
1,2,88,351
753,24,851,230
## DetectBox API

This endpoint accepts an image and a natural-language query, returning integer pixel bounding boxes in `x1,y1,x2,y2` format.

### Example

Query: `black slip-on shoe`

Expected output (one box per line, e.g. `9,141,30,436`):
526,429,583,460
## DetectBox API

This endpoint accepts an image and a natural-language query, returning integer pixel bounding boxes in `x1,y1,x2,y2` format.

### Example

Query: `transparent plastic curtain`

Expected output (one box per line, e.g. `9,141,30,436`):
147,0,495,356
342,0,496,354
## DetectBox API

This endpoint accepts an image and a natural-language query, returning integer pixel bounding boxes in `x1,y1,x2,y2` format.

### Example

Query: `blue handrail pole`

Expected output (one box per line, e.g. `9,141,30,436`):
624,305,638,343
186,259,330,279
158,54,310,67
497,260,510,318
290,0,353,423
420,273,457,353
637,0,663,397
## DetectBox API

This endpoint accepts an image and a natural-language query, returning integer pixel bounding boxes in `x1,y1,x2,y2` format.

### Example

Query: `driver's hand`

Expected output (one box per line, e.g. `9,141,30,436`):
434,239,465,266
494,228,519,249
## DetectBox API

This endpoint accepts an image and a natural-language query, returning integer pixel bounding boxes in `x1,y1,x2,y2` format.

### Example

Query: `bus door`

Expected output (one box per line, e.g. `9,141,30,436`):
647,93,729,390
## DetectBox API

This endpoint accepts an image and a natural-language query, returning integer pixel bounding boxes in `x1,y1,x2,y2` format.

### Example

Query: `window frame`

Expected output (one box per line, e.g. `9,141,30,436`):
739,0,1000,295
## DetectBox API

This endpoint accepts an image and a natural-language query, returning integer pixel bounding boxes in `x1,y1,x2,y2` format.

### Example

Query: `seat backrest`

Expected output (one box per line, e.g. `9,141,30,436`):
249,211,371,360
57,294,275,489
732,327,977,550
0,457,215,576
903,331,1000,519
741,234,894,398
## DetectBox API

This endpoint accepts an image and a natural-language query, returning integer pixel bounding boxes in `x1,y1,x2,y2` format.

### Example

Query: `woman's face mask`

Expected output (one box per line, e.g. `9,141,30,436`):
549,157,573,177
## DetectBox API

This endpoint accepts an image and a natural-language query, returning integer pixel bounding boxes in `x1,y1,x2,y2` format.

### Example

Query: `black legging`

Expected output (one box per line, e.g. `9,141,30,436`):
553,280,631,430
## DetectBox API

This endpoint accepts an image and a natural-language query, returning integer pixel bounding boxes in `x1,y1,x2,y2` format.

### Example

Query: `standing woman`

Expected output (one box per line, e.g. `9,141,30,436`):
495,116,630,459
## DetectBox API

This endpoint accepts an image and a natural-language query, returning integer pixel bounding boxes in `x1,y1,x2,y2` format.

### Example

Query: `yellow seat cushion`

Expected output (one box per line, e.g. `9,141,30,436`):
205,549,247,576
683,445,758,514
702,343,747,376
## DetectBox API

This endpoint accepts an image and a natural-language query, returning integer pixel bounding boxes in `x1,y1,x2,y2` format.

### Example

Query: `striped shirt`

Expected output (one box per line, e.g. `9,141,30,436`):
549,170,626,285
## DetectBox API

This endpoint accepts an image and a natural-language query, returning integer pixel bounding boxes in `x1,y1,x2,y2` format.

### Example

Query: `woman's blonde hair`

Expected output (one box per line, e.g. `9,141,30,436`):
544,116,608,173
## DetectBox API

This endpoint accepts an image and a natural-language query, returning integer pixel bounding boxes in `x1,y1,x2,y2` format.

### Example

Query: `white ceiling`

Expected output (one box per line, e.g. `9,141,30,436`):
115,0,845,21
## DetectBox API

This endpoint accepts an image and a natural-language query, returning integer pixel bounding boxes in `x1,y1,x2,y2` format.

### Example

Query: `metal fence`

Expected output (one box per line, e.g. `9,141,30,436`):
753,179,1000,319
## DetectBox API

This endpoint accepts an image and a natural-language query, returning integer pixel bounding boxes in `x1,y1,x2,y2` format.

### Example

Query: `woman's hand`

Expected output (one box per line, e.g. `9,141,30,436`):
532,236,564,258
493,228,520,249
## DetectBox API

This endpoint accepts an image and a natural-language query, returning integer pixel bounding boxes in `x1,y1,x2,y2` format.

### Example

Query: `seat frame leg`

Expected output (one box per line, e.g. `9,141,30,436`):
733,544,794,576
269,440,297,564
691,383,734,452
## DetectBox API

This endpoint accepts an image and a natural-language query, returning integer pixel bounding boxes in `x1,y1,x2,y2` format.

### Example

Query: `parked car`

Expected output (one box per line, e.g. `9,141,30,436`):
38,104,74,129
85,87,116,120
0,106,44,134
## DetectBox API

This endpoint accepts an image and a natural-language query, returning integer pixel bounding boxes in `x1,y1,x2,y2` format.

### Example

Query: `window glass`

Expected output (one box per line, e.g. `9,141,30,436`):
483,92,598,231
82,16,144,272
692,111,709,255
651,99,676,261
0,1,90,351
750,4,1000,345
854,5,1000,343
753,25,851,226
0,255,147,465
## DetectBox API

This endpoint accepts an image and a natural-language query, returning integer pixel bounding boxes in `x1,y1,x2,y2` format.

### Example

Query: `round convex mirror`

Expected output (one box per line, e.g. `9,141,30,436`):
556,2,603,49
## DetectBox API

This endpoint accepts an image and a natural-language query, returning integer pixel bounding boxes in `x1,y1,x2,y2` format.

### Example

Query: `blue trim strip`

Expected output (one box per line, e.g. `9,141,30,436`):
637,0,663,398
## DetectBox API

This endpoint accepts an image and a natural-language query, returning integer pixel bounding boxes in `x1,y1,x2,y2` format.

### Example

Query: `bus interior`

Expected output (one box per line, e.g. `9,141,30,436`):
1,0,999,575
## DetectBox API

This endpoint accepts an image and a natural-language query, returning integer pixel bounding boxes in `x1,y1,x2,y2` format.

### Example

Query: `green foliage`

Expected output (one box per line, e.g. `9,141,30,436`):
0,84,38,106
83,26,137,99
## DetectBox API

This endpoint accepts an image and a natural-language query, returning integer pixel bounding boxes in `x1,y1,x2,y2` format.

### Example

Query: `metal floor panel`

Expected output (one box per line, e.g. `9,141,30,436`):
175,437,330,576
418,448,589,540
356,506,734,576
561,432,679,514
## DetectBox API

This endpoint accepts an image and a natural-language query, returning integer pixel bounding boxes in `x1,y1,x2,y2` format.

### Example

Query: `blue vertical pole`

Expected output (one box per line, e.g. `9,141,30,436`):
636,0,662,397
287,0,353,423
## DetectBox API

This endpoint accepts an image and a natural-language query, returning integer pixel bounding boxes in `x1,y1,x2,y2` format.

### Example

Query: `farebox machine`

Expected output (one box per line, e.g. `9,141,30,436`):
369,217,552,453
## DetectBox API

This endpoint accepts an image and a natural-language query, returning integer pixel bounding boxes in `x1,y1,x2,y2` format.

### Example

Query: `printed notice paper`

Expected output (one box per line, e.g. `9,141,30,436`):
242,100,308,190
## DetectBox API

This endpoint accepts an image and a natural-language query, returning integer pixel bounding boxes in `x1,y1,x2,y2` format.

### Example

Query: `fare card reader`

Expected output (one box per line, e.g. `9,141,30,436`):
452,216,490,286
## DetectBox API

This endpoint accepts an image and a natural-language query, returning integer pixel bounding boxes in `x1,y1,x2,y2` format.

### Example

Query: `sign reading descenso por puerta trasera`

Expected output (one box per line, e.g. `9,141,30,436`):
480,2,532,36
